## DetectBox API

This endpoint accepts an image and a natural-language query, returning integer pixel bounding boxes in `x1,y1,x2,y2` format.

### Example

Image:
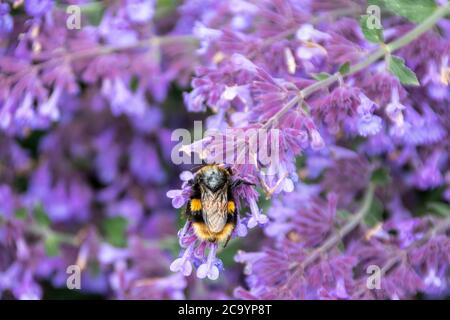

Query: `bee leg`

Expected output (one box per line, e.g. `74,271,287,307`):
223,234,232,248
231,179,256,189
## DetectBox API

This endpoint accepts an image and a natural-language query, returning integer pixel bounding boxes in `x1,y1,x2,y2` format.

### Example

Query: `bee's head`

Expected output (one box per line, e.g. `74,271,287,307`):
199,165,228,192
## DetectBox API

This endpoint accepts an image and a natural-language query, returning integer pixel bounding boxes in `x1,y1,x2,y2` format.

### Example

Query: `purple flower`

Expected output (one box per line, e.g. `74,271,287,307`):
295,24,329,64
234,250,265,275
101,78,147,117
193,22,222,54
170,243,194,276
308,255,356,299
362,71,406,106
196,243,220,280
413,152,445,190
24,0,53,17
94,130,121,184
326,33,364,65
356,93,383,137
247,196,268,229
166,189,190,209
0,4,13,37
13,271,42,300
14,93,35,126
266,189,336,247
357,115,382,137
385,87,407,136
1,0,450,301
125,0,155,23
308,130,324,150
0,185,16,218
38,86,62,121
401,105,446,146
166,171,194,209
108,197,143,228
423,56,450,100
129,138,166,184
98,13,138,47
313,86,363,135
381,263,423,299
183,88,207,112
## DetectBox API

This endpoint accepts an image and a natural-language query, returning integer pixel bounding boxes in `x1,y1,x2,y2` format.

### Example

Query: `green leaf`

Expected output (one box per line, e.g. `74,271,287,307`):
15,208,28,220
130,76,140,92
382,0,437,23
360,15,384,43
364,198,384,227
427,202,450,217
155,0,179,18
81,2,105,26
45,235,61,257
388,55,420,86
34,205,50,227
371,167,391,186
102,216,128,248
338,62,350,75
311,72,331,81
368,0,384,6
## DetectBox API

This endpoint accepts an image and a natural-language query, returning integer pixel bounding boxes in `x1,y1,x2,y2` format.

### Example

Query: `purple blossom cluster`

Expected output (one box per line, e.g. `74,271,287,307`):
168,0,450,299
0,0,199,299
0,0,450,300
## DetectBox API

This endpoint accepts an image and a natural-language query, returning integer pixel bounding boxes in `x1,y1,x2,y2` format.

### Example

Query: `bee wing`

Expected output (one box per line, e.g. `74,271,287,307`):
203,210,227,233
201,190,228,233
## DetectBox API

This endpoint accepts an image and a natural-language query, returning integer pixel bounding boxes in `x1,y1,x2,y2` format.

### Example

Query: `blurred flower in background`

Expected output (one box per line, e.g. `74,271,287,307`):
0,0,450,300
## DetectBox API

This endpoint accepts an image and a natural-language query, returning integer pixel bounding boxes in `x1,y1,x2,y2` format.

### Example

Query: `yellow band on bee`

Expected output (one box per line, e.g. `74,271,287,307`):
227,201,235,213
190,199,202,211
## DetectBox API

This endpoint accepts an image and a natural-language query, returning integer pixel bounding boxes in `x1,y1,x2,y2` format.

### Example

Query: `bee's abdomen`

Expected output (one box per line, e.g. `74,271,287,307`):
192,221,235,243
188,196,237,244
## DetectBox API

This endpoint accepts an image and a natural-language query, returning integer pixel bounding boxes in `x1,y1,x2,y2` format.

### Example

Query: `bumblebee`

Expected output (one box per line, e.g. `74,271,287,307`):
185,164,247,247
